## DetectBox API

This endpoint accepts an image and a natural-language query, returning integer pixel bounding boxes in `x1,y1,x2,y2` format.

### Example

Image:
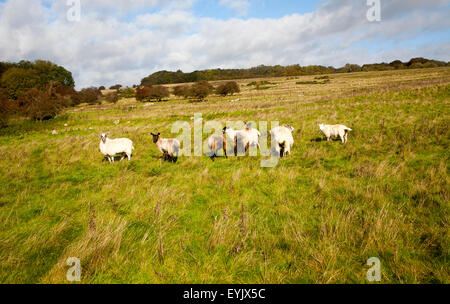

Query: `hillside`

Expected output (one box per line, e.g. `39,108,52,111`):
0,67,449,283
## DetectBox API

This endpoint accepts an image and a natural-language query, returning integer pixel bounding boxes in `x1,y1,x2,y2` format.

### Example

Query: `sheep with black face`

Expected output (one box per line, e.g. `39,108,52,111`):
151,132,181,163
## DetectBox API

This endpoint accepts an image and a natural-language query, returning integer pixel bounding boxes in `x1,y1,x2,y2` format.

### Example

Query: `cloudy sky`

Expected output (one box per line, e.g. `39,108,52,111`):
0,0,449,88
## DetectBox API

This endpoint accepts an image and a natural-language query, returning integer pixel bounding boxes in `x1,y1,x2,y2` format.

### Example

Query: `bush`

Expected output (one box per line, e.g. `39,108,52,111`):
216,81,240,96
0,88,12,126
105,91,119,104
99,86,106,90
78,87,102,105
0,68,40,99
135,86,151,102
110,84,122,90
18,88,64,121
118,88,135,99
135,85,169,102
190,81,213,101
173,85,191,99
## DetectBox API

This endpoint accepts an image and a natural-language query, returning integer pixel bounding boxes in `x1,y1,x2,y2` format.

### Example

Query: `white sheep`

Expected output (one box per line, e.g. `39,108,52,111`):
319,124,352,144
270,125,294,158
99,133,134,163
223,123,261,156
151,132,180,163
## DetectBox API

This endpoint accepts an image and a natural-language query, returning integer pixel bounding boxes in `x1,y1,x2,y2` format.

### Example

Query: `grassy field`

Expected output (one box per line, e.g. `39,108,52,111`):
0,67,449,283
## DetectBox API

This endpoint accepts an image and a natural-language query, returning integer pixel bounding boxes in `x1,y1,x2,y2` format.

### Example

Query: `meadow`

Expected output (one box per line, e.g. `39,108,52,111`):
0,67,448,283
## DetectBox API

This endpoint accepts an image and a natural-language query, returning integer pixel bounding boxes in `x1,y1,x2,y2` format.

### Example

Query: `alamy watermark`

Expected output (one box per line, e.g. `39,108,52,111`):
67,0,81,22
366,257,381,282
66,257,81,282
367,0,381,22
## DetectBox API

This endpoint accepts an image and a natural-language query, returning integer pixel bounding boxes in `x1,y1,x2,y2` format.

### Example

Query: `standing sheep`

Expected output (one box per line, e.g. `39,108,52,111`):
270,125,294,158
151,132,180,163
223,123,261,156
207,134,227,161
319,124,352,144
99,133,134,163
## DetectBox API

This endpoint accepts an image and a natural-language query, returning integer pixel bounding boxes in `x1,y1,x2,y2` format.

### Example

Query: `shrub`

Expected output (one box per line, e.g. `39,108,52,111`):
99,86,106,91
18,88,64,121
216,81,240,96
79,87,102,105
0,68,40,99
135,86,169,102
190,81,213,101
105,92,119,104
173,85,191,99
148,85,170,101
0,88,12,126
110,84,122,90
118,88,135,99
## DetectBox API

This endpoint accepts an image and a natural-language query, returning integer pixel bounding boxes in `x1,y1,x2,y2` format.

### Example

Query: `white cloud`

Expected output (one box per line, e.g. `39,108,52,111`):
0,0,448,89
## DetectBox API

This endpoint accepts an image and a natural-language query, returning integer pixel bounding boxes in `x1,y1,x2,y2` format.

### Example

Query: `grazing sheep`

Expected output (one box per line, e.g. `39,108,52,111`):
207,134,227,161
223,123,261,156
319,124,352,144
151,132,180,163
99,133,134,163
270,125,295,158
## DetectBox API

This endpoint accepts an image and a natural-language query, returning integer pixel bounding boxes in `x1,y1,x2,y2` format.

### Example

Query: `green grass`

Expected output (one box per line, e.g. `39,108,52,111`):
0,68,449,283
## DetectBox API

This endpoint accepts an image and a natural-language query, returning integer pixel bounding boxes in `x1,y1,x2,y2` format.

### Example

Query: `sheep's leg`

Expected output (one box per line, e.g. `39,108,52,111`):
127,153,131,161
110,156,115,163
120,154,125,161
340,135,345,144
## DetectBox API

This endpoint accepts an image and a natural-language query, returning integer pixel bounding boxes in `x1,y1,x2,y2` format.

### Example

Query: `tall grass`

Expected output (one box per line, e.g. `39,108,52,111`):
0,68,448,283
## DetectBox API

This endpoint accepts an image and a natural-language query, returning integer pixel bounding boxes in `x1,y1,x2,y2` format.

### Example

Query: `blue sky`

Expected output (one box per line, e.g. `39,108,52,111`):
0,0,448,88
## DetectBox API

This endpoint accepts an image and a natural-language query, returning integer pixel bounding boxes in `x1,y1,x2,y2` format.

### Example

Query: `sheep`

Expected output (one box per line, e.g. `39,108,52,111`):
151,132,180,163
207,133,227,161
223,123,261,156
270,125,294,158
319,124,352,144
99,133,134,163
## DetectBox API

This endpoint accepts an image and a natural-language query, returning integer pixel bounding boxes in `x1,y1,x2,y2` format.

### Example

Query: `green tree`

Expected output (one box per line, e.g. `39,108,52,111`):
1,68,40,99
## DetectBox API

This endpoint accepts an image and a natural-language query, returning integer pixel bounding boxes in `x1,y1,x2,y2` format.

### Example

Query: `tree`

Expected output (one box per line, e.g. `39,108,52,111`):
135,85,169,102
105,91,119,103
99,86,106,90
191,81,213,101
110,84,122,90
0,88,12,126
78,87,102,105
148,85,169,101
173,85,191,99
0,68,40,99
18,88,64,121
216,81,240,96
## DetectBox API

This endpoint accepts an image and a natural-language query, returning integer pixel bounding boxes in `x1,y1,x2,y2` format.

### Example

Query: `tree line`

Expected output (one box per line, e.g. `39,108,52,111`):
140,58,449,86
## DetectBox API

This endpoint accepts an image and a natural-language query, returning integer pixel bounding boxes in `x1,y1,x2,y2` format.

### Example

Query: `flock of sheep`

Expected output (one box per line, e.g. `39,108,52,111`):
99,123,352,163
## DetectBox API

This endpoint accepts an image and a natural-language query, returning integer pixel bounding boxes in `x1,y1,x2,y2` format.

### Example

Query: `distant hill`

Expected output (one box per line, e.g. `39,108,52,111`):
141,58,449,86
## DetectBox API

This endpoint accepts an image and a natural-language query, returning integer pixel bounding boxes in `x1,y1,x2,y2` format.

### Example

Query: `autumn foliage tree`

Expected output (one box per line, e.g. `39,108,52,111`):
18,88,64,121
216,81,240,96
135,85,169,102
0,88,12,126
190,81,213,101
173,85,191,99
